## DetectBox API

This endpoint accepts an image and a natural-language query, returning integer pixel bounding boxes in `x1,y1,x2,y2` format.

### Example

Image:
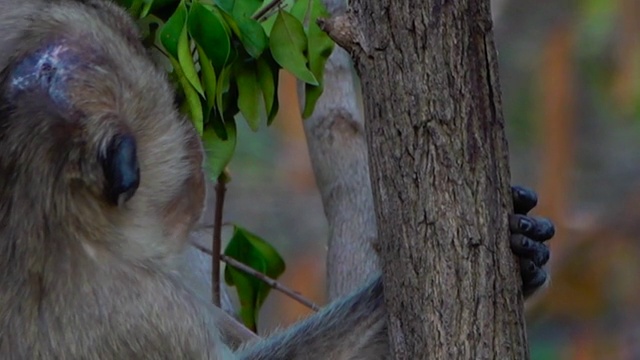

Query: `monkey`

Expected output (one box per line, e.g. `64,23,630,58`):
0,0,555,358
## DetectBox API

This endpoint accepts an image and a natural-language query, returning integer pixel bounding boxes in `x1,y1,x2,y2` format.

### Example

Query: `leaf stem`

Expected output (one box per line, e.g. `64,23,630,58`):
211,175,227,307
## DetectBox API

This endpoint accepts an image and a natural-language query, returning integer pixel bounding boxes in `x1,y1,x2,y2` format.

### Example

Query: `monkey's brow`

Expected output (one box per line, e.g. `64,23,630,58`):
8,41,84,110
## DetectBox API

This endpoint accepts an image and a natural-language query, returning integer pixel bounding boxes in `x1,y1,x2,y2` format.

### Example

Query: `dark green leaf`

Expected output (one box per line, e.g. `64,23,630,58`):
177,25,204,96
139,0,154,18
262,51,281,125
127,0,145,18
215,0,235,13
259,0,296,34
216,65,233,119
208,111,228,141
149,0,176,11
256,55,276,122
222,12,268,59
289,0,310,23
159,0,187,59
235,61,262,131
169,56,203,134
203,120,237,180
224,225,285,330
267,94,279,125
198,45,217,109
269,10,317,85
188,3,230,73
260,14,277,35
232,0,262,18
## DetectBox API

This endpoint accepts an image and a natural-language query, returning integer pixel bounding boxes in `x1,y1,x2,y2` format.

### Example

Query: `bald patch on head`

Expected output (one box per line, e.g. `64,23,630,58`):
7,40,89,109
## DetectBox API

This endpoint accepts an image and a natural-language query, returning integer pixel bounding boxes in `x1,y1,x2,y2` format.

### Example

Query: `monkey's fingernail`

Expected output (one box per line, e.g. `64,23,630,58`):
512,186,538,214
519,218,533,232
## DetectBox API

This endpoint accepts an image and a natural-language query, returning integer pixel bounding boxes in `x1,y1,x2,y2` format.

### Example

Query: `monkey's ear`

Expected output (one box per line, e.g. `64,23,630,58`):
101,133,140,206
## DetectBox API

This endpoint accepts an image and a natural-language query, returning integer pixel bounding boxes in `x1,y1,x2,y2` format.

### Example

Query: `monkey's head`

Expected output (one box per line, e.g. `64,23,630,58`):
0,4,205,260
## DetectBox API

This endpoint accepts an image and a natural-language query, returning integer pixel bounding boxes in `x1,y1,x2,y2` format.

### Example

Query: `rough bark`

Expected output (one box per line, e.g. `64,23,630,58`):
304,0,509,301
301,0,379,300
325,0,529,358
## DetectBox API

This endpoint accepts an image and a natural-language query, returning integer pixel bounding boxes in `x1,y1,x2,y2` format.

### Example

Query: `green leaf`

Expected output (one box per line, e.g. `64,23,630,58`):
159,0,187,59
127,0,145,18
177,25,204,96
188,3,230,73
301,0,334,118
169,56,204,135
262,51,281,125
198,45,217,109
258,0,296,34
215,0,235,13
260,14,277,35
208,111,228,141
289,0,310,23
148,0,176,12
222,12,268,59
269,10,318,85
202,120,237,180
267,92,279,125
224,225,285,331
232,0,262,18
139,0,154,18
256,54,277,122
235,61,262,131
216,65,233,119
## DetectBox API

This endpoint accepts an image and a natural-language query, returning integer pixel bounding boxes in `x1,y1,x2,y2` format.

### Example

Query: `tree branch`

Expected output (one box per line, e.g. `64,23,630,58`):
253,0,284,22
190,240,321,312
317,12,370,59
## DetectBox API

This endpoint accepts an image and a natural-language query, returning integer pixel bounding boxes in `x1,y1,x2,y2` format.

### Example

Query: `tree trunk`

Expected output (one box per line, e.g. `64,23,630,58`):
323,0,530,358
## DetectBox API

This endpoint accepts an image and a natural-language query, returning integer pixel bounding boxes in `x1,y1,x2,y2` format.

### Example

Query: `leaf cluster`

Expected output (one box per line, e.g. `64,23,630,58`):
118,0,335,180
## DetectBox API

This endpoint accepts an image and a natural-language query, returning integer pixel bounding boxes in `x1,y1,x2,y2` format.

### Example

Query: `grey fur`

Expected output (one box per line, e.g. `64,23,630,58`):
0,0,389,358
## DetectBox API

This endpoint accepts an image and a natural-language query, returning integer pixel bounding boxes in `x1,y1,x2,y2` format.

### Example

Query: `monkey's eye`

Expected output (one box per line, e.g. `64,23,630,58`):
100,133,140,206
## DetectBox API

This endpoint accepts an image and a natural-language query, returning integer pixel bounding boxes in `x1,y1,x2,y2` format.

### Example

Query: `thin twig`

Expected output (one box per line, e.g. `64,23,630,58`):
152,43,170,57
190,241,321,312
252,0,284,22
211,177,227,307
222,255,321,311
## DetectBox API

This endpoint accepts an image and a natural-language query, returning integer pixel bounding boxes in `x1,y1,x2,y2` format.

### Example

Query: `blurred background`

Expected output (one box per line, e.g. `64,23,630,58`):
213,0,640,358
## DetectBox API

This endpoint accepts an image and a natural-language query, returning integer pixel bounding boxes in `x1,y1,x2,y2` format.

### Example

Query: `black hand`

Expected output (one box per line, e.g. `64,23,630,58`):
509,186,554,297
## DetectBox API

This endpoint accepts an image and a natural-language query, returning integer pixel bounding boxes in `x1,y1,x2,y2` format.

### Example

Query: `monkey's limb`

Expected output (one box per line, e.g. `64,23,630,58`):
236,276,389,360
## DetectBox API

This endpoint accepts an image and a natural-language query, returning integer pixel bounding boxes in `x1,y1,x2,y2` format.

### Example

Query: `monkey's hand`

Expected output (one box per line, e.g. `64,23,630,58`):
509,186,554,297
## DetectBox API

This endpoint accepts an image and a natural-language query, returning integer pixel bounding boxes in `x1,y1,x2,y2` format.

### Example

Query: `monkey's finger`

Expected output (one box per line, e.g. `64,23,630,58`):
520,259,548,297
511,186,538,215
509,214,555,242
510,235,550,266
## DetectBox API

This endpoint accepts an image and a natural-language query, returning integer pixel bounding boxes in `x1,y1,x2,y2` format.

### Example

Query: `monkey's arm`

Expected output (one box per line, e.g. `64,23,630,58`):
236,277,388,360
236,186,553,359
